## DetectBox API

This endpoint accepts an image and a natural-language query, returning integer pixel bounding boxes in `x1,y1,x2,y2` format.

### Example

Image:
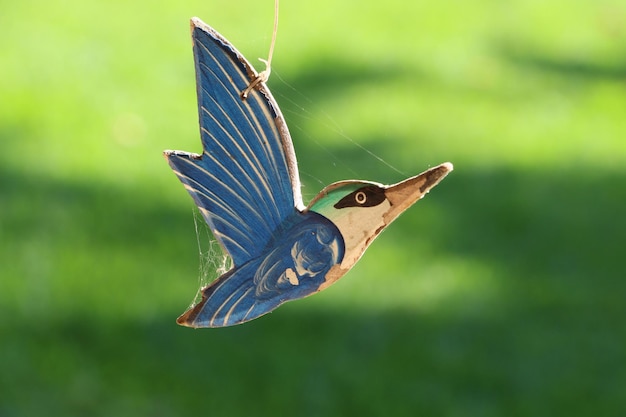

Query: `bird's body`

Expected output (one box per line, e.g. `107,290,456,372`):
164,18,452,327
177,210,343,327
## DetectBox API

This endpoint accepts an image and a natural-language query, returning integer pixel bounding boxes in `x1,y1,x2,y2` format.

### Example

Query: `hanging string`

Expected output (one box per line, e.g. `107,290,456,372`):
241,0,279,99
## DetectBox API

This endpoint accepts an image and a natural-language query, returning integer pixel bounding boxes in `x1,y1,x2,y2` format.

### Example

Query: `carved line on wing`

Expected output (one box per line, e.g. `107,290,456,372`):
254,82,303,210
174,158,262,226
199,104,279,218
254,252,285,297
197,74,274,195
196,44,290,213
171,162,259,255
198,144,276,236
210,228,249,260
193,19,303,211
176,156,269,234
222,286,254,325
197,66,286,220
200,124,274,217
180,181,255,257
197,98,271,208
208,277,254,326
197,45,278,179
197,46,283,183
195,207,250,258
241,92,292,212
237,86,284,185
242,303,257,322
198,89,284,222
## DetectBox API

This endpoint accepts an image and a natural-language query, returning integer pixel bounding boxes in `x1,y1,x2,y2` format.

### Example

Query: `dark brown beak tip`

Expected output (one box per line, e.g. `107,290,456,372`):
419,162,453,193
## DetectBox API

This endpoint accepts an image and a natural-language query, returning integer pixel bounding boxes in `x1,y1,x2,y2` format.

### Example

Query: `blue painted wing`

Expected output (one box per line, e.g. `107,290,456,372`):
177,212,345,327
165,18,303,267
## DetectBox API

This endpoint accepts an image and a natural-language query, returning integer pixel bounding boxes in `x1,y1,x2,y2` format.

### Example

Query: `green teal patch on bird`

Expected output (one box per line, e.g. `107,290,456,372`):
308,183,366,218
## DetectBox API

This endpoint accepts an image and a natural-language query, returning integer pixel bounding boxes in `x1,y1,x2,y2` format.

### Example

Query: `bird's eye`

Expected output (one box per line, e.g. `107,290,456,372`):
334,185,387,209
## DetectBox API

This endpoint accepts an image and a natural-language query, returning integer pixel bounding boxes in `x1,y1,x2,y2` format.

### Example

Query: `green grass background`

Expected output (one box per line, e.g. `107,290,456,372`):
2,0,625,415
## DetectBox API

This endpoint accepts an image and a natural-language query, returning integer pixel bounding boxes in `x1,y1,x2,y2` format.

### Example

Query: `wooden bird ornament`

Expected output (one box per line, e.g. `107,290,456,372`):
164,18,453,328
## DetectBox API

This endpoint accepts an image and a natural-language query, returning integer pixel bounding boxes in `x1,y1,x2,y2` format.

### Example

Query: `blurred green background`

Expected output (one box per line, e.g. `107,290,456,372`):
2,0,625,415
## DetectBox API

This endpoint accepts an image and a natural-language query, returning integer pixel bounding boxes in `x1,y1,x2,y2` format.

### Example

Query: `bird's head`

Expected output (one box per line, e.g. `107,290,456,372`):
307,162,453,272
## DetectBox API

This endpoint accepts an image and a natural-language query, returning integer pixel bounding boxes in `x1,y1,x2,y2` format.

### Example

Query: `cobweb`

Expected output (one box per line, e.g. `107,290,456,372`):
188,208,233,308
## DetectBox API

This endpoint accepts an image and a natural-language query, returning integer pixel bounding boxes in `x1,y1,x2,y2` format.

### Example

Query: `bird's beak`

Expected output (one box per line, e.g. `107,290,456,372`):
383,162,453,224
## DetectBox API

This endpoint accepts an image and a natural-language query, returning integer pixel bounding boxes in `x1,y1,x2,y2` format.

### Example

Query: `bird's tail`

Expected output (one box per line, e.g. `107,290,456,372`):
176,259,275,328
